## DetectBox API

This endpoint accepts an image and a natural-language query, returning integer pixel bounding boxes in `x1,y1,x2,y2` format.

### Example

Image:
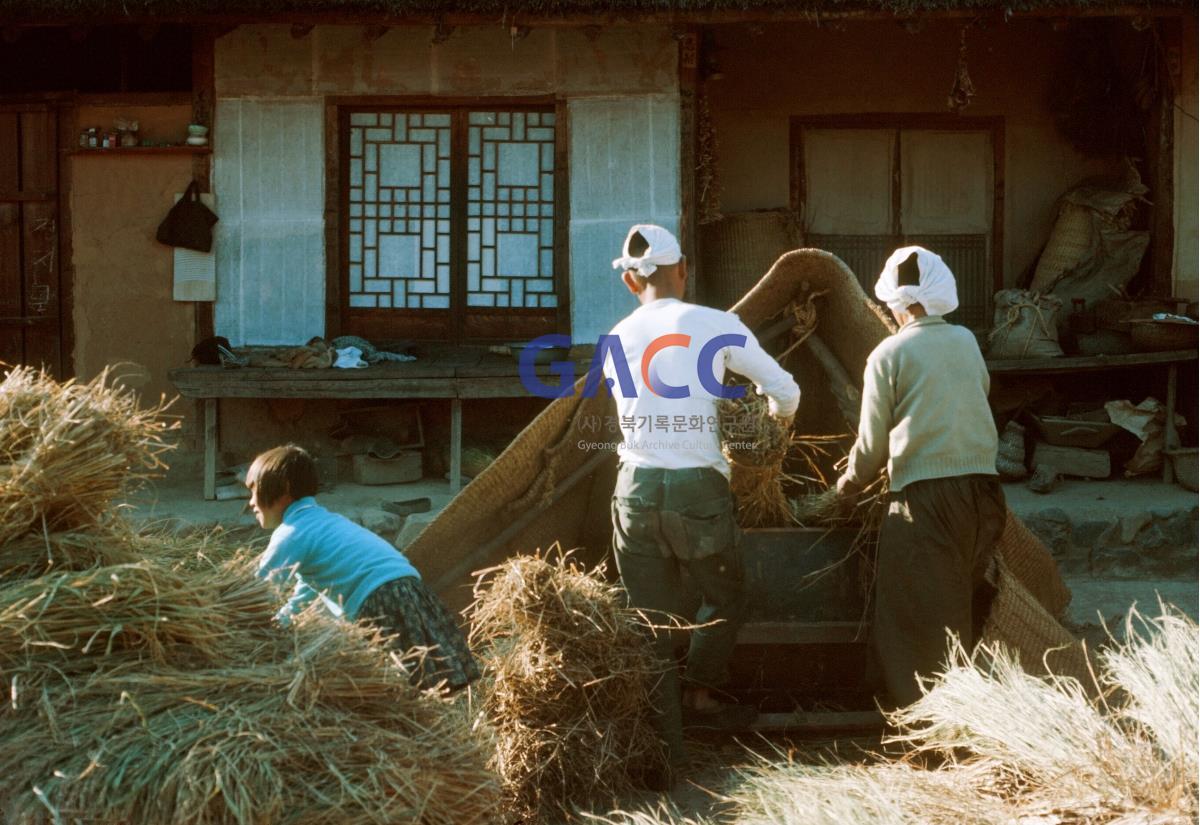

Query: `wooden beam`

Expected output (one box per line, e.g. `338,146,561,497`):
679,27,700,302
803,333,862,429
56,100,76,379
323,102,342,341
986,349,1198,374
449,398,463,493
1163,363,1179,483
204,398,218,500
2,6,1189,27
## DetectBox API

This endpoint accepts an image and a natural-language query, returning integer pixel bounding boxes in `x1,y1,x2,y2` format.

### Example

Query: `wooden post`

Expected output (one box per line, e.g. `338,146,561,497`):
1147,18,1180,296
192,27,216,344
449,397,463,494
1163,363,1179,484
204,397,218,500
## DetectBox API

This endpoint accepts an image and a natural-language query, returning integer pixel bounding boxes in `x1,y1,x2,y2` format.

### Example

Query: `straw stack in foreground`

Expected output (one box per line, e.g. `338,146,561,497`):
722,607,1197,825
469,549,667,823
597,607,1196,825
0,367,498,824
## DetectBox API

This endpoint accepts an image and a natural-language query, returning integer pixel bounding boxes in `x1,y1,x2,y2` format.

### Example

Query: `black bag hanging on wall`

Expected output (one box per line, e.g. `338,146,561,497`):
156,180,219,253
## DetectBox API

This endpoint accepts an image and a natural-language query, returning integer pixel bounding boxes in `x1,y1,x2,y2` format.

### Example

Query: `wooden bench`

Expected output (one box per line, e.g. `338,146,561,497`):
169,348,590,499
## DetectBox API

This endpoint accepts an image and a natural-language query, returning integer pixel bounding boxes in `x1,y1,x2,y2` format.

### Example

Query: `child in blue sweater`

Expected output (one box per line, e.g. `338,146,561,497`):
248,444,478,692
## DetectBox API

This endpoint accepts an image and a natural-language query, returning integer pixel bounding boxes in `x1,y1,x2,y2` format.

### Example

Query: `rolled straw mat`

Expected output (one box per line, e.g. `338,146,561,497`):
982,560,1094,690
995,511,1071,620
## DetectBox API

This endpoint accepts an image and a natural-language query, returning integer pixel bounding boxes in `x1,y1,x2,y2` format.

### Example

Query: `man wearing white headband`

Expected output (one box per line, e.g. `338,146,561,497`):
605,224,800,784
836,246,1003,708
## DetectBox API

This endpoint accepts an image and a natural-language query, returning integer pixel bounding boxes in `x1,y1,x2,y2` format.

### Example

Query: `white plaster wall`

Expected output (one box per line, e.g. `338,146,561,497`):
213,99,326,345
212,25,681,343
1173,19,1198,302
568,96,682,343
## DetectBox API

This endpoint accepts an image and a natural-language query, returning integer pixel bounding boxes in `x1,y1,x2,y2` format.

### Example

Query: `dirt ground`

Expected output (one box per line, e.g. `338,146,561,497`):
571,731,886,824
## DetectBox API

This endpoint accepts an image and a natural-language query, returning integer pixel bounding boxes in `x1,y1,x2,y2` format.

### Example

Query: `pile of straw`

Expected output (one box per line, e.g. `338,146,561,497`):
708,607,1198,825
0,368,498,824
469,548,667,823
3,586,499,823
0,366,176,545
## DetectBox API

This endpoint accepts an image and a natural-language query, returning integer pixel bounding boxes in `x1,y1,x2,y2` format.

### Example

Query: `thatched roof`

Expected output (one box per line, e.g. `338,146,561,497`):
2,0,1191,23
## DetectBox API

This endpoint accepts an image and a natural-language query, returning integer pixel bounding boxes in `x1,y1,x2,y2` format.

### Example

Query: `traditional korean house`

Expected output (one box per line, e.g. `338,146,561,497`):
0,0,1194,491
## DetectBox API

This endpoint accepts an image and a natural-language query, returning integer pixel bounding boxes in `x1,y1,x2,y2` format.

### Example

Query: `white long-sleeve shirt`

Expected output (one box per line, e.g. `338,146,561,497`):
602,298,800,477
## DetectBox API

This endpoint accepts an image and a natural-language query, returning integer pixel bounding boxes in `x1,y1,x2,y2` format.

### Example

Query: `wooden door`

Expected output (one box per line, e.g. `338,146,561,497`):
794,117,1002,329
0,105,63,376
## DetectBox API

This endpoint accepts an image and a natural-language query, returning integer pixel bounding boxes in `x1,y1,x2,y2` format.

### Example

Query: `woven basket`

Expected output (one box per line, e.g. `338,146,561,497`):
982,561,1095,691
698,210,802,310
1093,298,1177,332
1129,320,1199,353
1030,203,1095,294
995,512,1071,619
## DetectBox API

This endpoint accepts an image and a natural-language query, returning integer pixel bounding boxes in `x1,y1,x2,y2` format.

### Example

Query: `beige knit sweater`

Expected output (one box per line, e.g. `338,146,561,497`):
846,316,998,492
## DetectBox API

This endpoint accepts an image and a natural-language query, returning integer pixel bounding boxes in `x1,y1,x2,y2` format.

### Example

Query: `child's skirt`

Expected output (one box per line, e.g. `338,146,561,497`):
358,576,481,692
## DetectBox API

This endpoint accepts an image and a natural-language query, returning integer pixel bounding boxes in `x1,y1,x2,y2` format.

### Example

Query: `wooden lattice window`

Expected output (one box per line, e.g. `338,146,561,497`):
336,104,566,342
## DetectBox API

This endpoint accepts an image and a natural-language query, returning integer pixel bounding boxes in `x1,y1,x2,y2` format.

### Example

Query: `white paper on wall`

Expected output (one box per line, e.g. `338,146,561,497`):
172,191,217,302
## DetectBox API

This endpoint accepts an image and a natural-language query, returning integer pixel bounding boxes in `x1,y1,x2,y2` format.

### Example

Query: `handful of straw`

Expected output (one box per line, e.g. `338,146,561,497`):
719,391,798,528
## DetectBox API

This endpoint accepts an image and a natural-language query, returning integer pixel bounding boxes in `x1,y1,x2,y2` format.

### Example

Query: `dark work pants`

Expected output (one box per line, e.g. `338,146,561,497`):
611,464,746,768
872,475,1006,708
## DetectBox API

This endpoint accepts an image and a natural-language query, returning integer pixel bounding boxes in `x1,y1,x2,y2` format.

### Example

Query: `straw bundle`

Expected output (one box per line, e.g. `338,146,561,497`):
0,366,176,545
0,555,273,673
719,391,798,528
468,548,667,823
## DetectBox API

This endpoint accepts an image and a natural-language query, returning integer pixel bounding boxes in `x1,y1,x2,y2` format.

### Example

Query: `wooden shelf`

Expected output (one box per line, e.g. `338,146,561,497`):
67,146,211,157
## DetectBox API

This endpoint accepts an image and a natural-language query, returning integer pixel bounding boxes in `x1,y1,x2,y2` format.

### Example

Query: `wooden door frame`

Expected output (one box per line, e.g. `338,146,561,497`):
0,99,71,378
789,113,1005,294
323,95,571,344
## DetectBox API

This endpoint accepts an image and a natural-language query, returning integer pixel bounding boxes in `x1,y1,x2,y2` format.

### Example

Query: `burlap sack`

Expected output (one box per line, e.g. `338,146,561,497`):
987,290,1064,359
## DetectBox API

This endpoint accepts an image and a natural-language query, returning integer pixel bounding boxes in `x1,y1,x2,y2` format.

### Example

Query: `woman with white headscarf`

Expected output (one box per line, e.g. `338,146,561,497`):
836,246,1004,708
